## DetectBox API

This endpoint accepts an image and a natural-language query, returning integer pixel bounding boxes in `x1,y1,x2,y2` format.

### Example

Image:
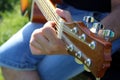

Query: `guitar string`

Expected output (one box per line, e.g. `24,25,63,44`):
35,0,90,46
38,0,78,34
38,1,94,72
39,0,89,60
42,0,64,38
39,0,62,29
33,1,110,77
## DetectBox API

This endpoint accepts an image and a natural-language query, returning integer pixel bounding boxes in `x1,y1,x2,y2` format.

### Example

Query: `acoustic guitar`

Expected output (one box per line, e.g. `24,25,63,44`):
21,0,112,79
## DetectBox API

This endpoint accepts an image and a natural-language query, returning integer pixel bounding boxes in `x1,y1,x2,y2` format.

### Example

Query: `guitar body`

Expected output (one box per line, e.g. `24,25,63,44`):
20,0,29,15
31,2,47,23
30,0,62,23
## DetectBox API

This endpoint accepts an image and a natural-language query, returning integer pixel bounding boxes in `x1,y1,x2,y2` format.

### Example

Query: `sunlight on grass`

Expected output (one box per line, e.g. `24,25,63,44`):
0,3,28,45
0,69,4,80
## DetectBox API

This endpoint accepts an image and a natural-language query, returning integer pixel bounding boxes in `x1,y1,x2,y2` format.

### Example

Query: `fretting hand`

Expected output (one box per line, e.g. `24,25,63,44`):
30,8,72,55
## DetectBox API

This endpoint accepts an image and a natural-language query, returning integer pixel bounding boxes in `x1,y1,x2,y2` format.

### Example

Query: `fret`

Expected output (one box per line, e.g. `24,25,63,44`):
32,0,112,78
35,0,64,38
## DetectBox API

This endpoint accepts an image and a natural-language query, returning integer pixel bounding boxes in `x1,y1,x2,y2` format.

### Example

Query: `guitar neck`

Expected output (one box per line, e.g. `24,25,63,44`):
35,0,62,22
32,0,112,78
34,0,64,38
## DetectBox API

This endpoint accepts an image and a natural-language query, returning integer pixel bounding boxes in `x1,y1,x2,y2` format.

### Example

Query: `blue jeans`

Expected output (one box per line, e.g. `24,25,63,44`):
0,4,120,80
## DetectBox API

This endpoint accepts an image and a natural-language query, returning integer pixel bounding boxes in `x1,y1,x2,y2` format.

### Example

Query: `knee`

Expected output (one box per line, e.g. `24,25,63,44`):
1,67,40,80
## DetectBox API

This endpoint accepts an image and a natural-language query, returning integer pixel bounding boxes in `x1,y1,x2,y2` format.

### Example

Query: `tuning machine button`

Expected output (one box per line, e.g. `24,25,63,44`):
75,51,82,58
71,27,78,34
84,58,91,67
84,65,91,72
79,34,86,41
89,41,96,49
75,58,83,64
67,44,74,52
102,29,115,41
84,58,91,72
83,16,95,28
90,22,104,34
83,16,94,23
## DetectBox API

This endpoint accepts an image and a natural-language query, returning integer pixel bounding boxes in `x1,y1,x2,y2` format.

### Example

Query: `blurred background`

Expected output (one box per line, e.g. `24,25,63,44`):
0,0,29,80
0,0,29,45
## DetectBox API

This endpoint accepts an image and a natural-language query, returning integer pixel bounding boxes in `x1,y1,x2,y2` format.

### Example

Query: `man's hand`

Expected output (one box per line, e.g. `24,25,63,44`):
30,8,72,55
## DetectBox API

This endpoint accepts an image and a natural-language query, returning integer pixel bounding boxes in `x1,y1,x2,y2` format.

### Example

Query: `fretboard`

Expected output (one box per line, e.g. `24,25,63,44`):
35,0,64,38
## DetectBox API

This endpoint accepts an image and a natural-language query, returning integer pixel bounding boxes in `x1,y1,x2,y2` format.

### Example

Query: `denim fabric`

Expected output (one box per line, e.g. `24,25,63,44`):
0,3,120,80
0,22,45,70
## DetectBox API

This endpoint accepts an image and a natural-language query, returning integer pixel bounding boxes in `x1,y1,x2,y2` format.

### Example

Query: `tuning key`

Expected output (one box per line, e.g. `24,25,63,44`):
84,58,91,67
75,51,82,58
89,41,96,49
71,27,78,34
79,34,86,41
83,16,94,23
67,44,74,52
90,22,104,34
83,16,95,28
75,58,83,64
102,29,115,41
84,58,91,72
84,65,91,72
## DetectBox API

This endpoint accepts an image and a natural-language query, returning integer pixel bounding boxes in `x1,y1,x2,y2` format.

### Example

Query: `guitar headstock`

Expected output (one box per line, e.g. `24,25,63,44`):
61,16,114,78
29,0,113,77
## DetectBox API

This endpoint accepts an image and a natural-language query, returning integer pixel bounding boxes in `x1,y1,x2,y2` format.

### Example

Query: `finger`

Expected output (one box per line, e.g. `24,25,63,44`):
43,21,57,32
30,38,44,55
30,44,41,55
43,21,56,28
98,30,104,38
34,31,49,49
30,29,50,52
42,21,58,42
55,8,73,22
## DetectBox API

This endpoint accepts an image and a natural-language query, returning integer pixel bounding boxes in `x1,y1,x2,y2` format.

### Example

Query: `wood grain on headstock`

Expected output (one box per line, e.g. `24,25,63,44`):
63,22,112,77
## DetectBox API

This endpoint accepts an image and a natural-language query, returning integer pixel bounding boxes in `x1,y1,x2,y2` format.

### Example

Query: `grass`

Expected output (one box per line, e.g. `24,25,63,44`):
0,2,28,80
0,69,4,80
0,3,28,45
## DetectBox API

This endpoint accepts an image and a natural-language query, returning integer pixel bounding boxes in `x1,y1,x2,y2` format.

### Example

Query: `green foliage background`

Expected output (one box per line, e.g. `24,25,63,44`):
0,1,29,45
0,0,28,79
0,0,18,12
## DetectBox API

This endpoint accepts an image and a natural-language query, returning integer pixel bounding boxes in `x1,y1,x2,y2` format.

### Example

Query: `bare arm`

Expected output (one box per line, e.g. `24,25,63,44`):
100,0,120,41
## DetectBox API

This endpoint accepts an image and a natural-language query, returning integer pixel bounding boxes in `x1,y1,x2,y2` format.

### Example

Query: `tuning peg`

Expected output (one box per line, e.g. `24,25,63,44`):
75,51,82,58
83,16,95,28
84,58,91,72
90,22,104,34
89,41,96,49
79,34,86,41
84,58,91,67
96,78,101,80
71,27,78,34
84,65,91,72
102,29,115,41
83,16,94,23
66,44,74,52
75,58,91,72
75,58,83,64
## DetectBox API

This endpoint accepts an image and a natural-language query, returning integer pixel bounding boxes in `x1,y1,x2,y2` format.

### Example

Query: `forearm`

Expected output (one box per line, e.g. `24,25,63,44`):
101,6,120,42
101,1,120,42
